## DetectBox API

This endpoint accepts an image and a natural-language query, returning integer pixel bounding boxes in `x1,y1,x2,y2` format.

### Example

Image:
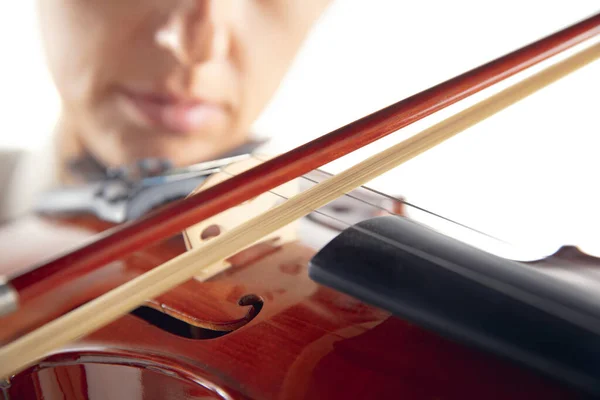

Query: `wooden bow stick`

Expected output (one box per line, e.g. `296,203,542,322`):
1,40,598,380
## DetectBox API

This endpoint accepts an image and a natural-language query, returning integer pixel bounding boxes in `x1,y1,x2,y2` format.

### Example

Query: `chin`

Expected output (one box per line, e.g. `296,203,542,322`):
89,110,238,167
118,135,221,167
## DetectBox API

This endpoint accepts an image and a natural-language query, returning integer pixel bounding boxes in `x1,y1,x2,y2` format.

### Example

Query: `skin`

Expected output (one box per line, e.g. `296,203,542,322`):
36,0,331,177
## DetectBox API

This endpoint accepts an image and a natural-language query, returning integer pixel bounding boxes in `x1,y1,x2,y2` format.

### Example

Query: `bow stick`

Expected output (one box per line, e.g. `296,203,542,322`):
1,37,598,380
2,13,599,313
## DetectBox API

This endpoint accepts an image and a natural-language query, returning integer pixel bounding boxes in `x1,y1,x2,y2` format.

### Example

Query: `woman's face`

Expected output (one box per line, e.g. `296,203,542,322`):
37,0,330,167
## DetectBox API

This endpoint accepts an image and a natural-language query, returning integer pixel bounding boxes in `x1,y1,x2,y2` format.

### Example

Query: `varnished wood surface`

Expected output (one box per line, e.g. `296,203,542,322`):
0,209,589,399
5,249,584,399
9,12,600,306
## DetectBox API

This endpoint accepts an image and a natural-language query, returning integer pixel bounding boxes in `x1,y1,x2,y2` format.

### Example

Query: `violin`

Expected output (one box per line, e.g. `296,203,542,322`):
1,13,600,399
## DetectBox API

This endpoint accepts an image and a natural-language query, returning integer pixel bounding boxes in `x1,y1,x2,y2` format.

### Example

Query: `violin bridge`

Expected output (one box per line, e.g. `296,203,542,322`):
182,155,299,282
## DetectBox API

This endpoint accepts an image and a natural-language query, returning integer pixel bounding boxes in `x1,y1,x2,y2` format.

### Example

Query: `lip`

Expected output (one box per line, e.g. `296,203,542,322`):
118,88,226,134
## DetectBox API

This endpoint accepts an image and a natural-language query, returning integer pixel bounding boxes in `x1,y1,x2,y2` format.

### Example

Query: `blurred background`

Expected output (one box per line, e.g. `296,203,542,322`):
0,1,599,253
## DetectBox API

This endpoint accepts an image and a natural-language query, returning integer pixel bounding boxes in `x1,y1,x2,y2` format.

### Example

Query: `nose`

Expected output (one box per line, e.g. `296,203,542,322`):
155,1,226,65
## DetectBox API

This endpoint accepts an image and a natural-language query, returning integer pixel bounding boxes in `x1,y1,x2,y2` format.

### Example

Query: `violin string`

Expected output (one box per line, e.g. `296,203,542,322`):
219,168,550,262
357,185,510,243
218,167,508,243
217,169,372,228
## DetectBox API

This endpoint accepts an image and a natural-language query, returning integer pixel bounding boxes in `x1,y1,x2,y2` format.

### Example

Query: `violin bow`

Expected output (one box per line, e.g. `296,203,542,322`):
2,12,599,314
1,32,599,380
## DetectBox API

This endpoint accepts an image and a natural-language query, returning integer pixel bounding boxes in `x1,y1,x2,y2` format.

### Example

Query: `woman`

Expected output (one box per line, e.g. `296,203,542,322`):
1,0,331,222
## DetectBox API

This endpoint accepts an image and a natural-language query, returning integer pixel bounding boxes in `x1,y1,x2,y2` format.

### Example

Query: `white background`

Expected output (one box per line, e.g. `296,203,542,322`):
0,1,599,253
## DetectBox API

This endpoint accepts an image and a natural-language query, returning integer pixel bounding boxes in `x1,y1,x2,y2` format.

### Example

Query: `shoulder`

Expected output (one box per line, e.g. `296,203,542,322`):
0,148,24,191
0,148,26,222
0,143,58,223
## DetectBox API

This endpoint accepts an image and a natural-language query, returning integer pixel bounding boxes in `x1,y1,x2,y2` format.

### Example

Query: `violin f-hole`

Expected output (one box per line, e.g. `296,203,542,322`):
131,294,264,340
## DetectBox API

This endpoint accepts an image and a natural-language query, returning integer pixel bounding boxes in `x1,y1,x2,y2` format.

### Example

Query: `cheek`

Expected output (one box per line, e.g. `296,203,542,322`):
39,4,91,102
231,10,316,128
231,24,283,113
39,1,144,107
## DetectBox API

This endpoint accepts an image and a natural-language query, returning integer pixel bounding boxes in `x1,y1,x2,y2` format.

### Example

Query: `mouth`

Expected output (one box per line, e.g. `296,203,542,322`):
117,88,227,135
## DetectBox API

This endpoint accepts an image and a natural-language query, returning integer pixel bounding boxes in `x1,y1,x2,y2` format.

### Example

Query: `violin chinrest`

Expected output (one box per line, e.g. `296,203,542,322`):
309,215,600,396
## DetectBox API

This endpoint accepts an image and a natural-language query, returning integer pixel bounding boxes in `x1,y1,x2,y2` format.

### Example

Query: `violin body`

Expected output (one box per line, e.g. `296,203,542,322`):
0,170,581,399
2,12,599,398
